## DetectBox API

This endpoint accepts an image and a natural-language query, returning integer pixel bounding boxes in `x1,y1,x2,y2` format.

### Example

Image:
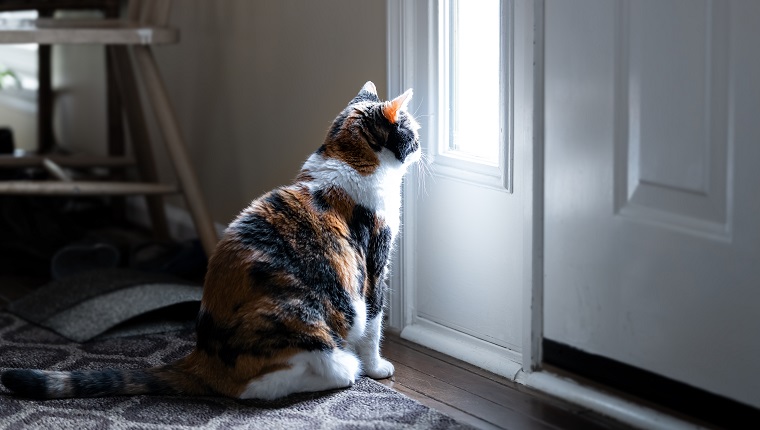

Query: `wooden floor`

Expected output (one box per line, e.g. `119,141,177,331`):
378,333,637,430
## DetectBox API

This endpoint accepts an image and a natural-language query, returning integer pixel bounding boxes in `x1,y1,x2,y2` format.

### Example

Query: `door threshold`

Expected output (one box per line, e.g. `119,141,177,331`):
388,328,711,429
516,367,710,430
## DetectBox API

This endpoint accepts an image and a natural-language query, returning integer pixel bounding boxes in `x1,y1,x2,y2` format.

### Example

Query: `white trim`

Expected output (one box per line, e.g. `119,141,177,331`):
386,0,435,332
388,0,534,373
387,2,710,428
401,318,523,379
520,0,544,373
386,0,404,332
433,0,515,193
387,0,529,373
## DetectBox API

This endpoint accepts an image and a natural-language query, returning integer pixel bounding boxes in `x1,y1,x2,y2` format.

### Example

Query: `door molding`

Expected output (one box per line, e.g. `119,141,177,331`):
613,0,732,241
386,0,540,378
386,1,707,428
520,0,544,373
386,0,426,334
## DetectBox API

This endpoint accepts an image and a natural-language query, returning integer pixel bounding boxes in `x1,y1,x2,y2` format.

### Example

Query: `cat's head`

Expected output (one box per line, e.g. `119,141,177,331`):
319,81,421,176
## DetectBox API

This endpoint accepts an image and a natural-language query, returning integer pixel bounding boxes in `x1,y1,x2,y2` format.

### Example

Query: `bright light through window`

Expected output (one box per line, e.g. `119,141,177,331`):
0,11,39,91
448,0,501,165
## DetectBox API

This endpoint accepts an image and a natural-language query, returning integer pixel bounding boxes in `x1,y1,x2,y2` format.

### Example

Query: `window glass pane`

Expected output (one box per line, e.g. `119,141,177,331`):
449,0,500,164
0,11,39,91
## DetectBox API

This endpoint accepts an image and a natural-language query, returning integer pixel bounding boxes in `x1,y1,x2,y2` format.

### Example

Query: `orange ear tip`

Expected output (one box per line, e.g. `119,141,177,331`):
382,89,414,124
382,101,400,124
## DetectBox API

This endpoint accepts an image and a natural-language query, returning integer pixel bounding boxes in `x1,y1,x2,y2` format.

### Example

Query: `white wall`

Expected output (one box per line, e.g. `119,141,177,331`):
52,0,388,225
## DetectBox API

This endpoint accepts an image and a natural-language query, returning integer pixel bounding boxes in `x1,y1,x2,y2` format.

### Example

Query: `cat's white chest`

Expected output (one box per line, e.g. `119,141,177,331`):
343,151,404,236
373,186,401,238
302,152,405,237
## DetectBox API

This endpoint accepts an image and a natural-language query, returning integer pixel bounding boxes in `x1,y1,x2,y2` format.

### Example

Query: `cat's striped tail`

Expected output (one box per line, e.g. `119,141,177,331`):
0,363,207,399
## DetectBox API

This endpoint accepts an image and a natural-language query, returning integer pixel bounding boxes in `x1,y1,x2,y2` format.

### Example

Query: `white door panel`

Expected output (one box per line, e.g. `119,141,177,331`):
389,0,537,377
545,0,760,408
417,176,523,350
619,0,730,237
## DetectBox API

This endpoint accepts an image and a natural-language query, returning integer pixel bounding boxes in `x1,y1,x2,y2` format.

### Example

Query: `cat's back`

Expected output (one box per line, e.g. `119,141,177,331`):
200,183,366,314
224,183,357,262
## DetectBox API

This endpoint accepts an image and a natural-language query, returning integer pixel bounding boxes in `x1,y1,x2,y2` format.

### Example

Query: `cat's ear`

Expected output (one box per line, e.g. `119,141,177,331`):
382,88,413,124
350,81,380,104
360,81,378,96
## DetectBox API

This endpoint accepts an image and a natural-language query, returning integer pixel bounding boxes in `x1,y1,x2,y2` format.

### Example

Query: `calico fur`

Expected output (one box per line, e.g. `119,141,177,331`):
1,81,420,400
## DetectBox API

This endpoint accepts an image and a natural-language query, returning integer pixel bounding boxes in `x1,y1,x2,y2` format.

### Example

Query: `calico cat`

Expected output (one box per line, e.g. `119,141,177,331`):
0,81,420,400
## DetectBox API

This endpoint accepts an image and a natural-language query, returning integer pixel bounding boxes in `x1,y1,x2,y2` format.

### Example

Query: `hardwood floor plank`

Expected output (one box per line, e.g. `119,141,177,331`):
382,335,634,430
391,361,557,430
390,382,503,430
383,338,527,403
386,334,519,384
385,335,572,407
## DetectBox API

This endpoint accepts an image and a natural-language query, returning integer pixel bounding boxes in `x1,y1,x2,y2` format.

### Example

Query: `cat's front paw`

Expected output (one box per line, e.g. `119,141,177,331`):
364,358,395,379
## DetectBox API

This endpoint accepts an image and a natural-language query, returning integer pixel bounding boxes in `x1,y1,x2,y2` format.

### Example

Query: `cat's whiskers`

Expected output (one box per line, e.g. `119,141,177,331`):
410,99,425,119
413,151,433,198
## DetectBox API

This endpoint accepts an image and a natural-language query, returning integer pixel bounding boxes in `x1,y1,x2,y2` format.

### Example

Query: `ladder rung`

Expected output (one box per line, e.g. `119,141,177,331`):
0,181,179,196
0,155,136,168
0,20,179,45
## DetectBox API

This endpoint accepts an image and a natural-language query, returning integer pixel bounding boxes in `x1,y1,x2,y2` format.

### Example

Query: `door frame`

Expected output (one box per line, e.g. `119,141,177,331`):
386,0,544,376
386,1,702,428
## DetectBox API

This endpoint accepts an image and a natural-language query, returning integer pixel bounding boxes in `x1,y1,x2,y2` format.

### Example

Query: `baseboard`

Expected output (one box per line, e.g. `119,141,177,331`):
542,339,758,430
515,370,706,430
125,196,227,242
400,319,523,380
398,321,707,430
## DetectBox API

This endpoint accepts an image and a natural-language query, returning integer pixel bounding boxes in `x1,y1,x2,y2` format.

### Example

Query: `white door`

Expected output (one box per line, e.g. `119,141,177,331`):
388,0,537,376
544,0,760,409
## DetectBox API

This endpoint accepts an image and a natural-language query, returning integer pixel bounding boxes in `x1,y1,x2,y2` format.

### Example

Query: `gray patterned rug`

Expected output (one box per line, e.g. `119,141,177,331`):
0,312,471,429
4,268,203,343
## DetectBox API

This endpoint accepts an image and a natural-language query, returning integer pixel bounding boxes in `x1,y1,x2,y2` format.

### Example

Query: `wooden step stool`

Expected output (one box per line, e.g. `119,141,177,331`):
0,0,219,257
